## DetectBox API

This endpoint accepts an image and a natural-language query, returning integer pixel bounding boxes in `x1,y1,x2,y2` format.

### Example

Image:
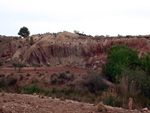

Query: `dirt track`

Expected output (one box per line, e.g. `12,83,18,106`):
0,93,96,113
0,93,149,113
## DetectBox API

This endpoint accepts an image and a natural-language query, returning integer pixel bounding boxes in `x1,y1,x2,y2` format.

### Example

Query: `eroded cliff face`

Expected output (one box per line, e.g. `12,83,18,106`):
1,32,150,69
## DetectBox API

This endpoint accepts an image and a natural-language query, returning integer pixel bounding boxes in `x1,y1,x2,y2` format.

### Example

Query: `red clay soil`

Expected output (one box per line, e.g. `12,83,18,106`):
0,66,90,75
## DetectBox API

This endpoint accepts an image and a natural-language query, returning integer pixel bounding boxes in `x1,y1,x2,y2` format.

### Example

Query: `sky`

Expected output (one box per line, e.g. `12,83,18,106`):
0,0,150,36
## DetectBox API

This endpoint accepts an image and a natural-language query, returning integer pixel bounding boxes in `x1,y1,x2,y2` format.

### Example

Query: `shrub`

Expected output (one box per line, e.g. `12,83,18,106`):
102,44,140,83
112,69,150,108
0,79,6,87
57,79,64,84
50,78,57,85
8,78,17,86
32,63,40,71
12,62,17,69
65,70,70,74
51,88,57,94
64,89,73,95
29,37,34,45
104,93,116,106
121,69,150,98
32,79,38,84
67,74,74,81
58,72,67,79
18,26,30,38
24,84,40,94
73,30,80,34
19,74,23,81
140,53,150,75
12,62,26,72
85,71,108,93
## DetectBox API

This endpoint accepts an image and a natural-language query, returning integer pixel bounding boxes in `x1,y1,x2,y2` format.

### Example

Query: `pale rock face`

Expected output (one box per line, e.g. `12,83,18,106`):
0,33,150,69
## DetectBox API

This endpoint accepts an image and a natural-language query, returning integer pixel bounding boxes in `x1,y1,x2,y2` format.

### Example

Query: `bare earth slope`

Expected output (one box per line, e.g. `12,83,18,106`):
1,32,150,69
0,93,148,113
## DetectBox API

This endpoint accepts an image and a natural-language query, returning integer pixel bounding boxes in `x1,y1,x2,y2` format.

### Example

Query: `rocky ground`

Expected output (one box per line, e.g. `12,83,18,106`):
0,93,149,113
1,33,150,113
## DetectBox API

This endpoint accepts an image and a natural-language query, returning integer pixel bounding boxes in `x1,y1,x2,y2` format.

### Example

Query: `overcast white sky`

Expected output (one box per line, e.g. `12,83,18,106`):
0,0,150,36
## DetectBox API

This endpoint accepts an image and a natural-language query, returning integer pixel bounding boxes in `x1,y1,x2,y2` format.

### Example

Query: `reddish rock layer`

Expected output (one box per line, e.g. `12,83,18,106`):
0,32,150,69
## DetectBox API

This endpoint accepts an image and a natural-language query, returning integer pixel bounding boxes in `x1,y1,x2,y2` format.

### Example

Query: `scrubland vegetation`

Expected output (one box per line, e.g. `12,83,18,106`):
1,44,150,109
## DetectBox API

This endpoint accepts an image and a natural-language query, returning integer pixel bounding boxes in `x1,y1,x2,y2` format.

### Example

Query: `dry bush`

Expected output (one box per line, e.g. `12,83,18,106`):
84,71,108,93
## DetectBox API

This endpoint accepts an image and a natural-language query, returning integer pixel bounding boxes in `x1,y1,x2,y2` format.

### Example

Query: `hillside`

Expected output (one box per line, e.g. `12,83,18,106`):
1,32,150,112
0,32,150,69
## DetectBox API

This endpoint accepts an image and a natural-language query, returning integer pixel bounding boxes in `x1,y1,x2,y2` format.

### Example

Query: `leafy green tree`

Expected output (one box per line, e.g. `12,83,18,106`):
140,53,150,75
102,44,140,82
18,26,30,38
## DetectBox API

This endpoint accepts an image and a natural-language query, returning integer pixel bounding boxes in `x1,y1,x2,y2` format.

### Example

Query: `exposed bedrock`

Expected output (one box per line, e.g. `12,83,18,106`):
21,33,150,69
1,32,150,69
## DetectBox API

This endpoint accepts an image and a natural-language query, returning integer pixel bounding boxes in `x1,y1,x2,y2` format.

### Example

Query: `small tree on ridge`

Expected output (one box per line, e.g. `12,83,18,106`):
18,26,30,38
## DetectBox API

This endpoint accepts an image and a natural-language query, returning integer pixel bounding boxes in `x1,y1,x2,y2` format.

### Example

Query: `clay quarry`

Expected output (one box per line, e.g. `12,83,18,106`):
1,32,150,113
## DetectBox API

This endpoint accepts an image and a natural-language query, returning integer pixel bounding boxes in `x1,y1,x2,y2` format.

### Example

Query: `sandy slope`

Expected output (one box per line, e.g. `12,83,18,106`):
0,93,148,113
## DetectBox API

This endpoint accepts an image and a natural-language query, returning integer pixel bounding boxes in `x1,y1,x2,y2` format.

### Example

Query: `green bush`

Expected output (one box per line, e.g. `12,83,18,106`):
140,53,150,75
0,79,6,87
32,63,40,71
24,84,40,94
12,62,26,72
121,69,150,98
18,26,30,38
67,74,74,81
104,94,116,106
58,72,67,79
102,44,140,82
65,70,70,74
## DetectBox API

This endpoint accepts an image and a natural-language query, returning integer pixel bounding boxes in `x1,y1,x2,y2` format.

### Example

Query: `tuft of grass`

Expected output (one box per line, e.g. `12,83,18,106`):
24,84,40,94
58,72,67,79
65,70,70,74
0,79,6,87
